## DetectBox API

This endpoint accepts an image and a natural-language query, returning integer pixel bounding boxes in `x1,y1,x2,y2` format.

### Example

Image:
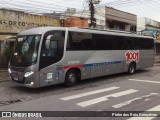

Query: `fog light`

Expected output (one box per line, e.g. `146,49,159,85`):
8,68,11,74
24,71,34,77
31,82,34,85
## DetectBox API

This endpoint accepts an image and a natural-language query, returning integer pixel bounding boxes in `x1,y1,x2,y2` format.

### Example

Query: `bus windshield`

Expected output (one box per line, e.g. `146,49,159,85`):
11,35,41,67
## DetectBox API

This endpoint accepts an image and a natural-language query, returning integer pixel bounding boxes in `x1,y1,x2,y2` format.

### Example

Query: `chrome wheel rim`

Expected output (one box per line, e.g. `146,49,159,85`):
69,74,76,82
130,66,134,73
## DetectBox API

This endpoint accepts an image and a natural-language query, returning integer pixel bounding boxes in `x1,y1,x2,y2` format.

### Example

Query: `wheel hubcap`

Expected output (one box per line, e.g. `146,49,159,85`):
130,66,134,73
69,74,75,82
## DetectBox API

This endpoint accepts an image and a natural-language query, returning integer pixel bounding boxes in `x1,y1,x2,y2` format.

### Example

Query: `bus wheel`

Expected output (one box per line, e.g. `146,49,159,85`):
128,63,136,75
65,70,77,87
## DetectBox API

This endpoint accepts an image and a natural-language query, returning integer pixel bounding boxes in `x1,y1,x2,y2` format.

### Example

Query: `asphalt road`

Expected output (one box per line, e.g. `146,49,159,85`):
0,65,160,120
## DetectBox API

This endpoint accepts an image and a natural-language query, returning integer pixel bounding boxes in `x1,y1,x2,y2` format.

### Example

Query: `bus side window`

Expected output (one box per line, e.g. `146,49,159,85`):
67,32,92,50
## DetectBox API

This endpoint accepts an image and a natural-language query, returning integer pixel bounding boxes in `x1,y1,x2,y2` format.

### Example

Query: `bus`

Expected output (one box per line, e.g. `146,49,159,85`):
8,27,154,88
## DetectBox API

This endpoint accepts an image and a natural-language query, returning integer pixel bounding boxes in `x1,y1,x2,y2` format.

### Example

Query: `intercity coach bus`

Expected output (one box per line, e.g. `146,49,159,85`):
8,27,154,88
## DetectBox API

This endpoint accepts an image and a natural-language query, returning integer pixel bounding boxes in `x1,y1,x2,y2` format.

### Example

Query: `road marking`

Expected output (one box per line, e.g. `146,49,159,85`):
112,93,159,108
60,86,120,100
129,79,160,84
127,105,160,120
77,89,138,107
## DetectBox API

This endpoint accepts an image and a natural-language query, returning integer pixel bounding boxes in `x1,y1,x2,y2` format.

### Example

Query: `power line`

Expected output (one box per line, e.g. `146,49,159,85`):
94,0,160,16
1,0,85,14
1,0,160,22
1,3,67,12
19,0,83,9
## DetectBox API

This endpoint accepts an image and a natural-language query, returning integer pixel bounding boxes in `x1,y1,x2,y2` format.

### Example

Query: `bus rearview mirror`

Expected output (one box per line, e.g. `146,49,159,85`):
45,40,50,50
45,35,53,50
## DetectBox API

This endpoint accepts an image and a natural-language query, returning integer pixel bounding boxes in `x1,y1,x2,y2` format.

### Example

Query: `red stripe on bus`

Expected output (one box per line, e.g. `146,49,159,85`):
64,64,83,69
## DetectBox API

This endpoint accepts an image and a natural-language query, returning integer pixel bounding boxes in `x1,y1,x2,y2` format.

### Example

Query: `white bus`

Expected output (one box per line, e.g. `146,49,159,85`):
8,27,154,88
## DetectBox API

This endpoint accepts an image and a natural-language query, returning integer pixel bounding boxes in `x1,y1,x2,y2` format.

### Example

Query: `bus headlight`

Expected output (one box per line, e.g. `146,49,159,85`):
31,82,34,85
24,71,34,78
8,68,11,74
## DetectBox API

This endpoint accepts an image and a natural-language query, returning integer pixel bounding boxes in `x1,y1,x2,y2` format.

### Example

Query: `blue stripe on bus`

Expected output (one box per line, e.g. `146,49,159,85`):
83,61,121,67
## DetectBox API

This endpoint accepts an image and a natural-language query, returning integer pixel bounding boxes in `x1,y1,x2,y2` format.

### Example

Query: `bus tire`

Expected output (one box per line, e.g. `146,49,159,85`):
128,63,136,75
65,69,78,87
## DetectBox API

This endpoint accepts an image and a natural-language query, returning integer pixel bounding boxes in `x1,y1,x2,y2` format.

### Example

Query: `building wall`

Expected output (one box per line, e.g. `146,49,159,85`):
105,7,136,24
137,17,160,54
145,17,160,28
64,17,88,27
0,9,61,40
95,6,106,29
137,17,160,31
105,7,137,32
0,9,62,54
137,18,145,32
71,7,137,31
71,7,106,28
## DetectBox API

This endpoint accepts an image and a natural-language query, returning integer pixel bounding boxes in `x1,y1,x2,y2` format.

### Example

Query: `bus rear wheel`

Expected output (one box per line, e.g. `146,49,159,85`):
65,70,78,87
128,63,136,75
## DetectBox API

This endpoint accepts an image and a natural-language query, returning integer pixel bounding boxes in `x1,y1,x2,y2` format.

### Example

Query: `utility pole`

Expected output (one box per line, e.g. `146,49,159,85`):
89,0,95,28
89,0,100,28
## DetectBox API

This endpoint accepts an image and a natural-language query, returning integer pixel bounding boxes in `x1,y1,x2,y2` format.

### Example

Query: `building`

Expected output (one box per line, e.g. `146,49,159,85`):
64,17,88,27
137,17,160,32
137,17,160,41
70,6,137,32
137,17,160,54
0,9,61,54
105,7,137,32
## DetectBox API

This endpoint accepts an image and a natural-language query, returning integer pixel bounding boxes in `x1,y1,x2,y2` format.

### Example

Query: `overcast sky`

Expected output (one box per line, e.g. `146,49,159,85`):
1,0,160,22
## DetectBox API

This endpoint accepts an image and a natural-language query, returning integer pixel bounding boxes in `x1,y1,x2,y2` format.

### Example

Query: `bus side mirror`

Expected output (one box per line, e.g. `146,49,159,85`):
45,40,50,50
45,35,53,50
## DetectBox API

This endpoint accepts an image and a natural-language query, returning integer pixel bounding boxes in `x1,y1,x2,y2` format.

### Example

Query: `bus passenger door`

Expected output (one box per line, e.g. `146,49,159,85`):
39,31,65,87
39,39,60,86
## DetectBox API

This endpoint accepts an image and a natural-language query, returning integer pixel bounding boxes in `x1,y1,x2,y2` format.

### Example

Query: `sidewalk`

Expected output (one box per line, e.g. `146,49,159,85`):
155,54,160,63
0,69,10,82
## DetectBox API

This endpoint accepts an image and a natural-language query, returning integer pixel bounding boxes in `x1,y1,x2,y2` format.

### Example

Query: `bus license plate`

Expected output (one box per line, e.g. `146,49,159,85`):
14,77,19,81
